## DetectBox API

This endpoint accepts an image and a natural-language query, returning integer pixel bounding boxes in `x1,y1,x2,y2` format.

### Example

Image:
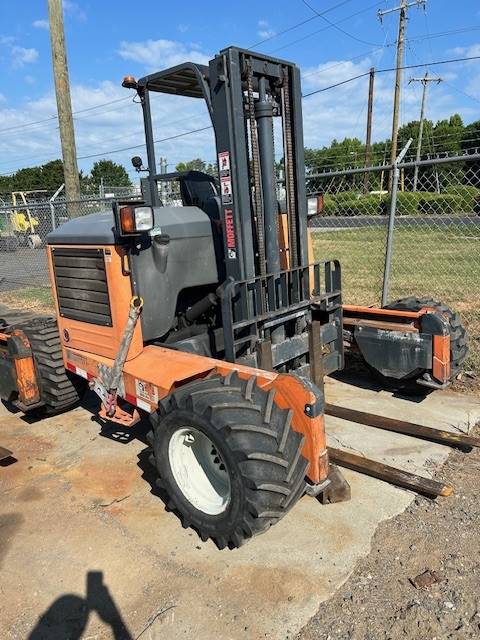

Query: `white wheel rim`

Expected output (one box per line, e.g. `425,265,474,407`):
168,427,231,515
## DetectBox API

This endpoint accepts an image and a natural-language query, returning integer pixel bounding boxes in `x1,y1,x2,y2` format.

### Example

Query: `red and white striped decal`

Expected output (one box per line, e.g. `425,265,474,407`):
124,393,152,413
66,361,153,413
66,361,94,381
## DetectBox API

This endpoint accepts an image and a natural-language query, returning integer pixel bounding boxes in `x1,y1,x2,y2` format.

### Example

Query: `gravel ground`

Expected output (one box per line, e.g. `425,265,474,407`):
297,426,480,640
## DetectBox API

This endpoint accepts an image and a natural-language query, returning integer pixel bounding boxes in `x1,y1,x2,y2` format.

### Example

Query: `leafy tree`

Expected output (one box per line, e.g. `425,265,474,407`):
175,158,217,175
176,158,207,172
40,160,65,191
89,160,131,189
0,159,66,195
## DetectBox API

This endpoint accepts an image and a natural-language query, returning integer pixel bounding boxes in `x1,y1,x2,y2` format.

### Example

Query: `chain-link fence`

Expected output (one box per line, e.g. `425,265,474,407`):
1,154,479,376
0,196,139,290
307,152,480,375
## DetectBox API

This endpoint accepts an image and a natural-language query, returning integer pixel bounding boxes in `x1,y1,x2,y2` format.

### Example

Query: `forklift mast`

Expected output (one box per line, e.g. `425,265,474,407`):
135,47,308,282
126,46,343,374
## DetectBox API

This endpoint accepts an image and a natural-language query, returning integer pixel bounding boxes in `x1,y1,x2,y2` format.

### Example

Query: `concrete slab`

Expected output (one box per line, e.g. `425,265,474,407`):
1,379,479,640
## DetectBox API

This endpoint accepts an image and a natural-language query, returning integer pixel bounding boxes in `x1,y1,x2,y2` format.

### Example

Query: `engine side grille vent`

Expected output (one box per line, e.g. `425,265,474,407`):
51,248,112,326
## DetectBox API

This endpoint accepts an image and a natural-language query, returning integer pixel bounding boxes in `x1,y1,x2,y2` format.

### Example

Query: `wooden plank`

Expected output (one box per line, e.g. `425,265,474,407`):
342,317,418,333
325,404,480,450
328,447,453,497
343,304,422,319
308,319,324,392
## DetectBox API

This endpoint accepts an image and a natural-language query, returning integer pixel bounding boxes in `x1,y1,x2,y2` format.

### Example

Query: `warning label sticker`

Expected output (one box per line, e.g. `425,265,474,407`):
218,151,230,177
135,379,158,404
221,177,233,205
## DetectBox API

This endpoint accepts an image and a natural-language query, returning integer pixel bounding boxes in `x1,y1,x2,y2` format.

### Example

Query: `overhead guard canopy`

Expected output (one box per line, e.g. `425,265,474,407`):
137,62,210,99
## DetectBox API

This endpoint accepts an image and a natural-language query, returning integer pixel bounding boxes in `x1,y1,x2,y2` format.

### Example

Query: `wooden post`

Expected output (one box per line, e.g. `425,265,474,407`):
363,68,375,194
48,0,80,215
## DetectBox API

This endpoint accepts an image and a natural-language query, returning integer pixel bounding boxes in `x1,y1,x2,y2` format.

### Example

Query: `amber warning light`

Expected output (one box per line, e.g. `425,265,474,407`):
122,75,138,89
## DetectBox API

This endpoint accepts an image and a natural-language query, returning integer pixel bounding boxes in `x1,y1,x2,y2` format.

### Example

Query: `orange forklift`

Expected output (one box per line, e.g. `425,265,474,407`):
0,47,468,547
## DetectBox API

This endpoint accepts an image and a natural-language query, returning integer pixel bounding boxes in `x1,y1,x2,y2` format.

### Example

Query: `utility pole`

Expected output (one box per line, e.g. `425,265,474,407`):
48,0,80,212
378,0,426,190
363,67,375,194
409,72,442,191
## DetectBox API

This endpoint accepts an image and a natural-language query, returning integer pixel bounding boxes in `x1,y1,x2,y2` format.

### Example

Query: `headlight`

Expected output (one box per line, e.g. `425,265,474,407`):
118,205,153,235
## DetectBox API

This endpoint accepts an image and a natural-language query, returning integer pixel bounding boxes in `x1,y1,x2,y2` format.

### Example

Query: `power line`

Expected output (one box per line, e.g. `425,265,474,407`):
302,54,480,97
269,1,386,53
248,0,355,48
301,25,480,81
0,96,131,135
301,0,385,47
77,125,213,160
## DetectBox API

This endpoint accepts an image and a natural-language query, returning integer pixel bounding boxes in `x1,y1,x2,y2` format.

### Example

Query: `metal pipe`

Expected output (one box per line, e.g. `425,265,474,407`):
307,152,480,182
49,183,64,230
255,76,284,343
255,77,280,276
140,88,160,206
381,139,412,307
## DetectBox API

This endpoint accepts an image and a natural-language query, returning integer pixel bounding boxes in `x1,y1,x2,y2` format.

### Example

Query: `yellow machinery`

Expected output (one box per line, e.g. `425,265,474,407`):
10,191,42,249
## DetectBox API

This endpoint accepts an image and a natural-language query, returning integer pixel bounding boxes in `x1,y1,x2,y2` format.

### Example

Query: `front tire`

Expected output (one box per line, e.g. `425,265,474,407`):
147,372,308,549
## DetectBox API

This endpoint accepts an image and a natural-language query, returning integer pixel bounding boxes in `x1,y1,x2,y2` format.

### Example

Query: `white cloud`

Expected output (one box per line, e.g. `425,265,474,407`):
11,46,38,68
0,80,214,179
257,20,276,39
1,36,39,68
448,43,480,58
118,39,210,70
33,19,49,30
300,55,466,150
1,49,478,181
63,0,87,21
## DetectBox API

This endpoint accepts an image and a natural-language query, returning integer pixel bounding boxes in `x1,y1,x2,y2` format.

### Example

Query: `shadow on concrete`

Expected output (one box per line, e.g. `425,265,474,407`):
97,416,150,447
1,399,20,415
330,353,430,404
28,571,132,640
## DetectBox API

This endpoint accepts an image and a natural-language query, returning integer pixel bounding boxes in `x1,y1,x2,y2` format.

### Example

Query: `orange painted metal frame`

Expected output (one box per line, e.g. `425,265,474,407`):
0,330,40,406
64,345,329,484
306,226,452,383
432,334,451,384
47,243,329,485
47,245,143,362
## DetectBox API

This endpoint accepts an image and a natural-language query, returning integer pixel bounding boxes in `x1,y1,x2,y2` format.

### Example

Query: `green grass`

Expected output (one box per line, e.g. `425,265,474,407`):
2,286,54,312
3,225,479,374
313,223,480,370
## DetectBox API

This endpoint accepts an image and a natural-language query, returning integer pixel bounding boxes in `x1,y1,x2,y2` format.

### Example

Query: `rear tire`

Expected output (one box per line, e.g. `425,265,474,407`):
369,296,469,393
18,317,87,415
147,372,308,549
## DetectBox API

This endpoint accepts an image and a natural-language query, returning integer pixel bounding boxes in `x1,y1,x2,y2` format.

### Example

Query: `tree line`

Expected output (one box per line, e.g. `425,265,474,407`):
2,114,479,199
304,114,479,174
0,159,131,198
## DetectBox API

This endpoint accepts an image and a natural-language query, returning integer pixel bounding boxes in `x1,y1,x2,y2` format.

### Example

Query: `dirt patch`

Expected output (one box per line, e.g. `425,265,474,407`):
297,425,480,640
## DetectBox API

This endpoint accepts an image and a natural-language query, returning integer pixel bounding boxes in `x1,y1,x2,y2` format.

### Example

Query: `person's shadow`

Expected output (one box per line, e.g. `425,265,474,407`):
28,570,132,640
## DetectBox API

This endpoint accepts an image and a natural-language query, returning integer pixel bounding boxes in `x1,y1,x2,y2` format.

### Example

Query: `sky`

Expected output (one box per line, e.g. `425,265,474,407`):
1,0,480,182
